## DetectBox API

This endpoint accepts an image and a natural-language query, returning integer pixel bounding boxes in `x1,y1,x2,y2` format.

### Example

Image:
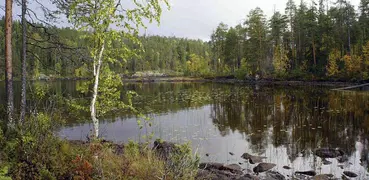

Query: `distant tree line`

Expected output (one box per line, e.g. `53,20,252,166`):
126,36,211,76
2,0,369,81
210,0,369,80
0,18,211,79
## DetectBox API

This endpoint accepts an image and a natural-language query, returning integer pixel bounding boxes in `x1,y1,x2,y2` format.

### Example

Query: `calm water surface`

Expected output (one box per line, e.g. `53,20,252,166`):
2,81,369,178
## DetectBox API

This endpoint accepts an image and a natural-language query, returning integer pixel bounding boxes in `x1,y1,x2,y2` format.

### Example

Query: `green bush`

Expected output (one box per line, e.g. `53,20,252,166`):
286,68,308,80
234,69,248,80
3,113,73,180
163,142,200,180
0,112,199,180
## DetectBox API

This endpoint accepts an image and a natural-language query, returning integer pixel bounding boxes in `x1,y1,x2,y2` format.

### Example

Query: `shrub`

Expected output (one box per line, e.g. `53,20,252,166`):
1,114,199,180
162,142,200,180
234,58,252,80
3,113,73,180
286,68,307,80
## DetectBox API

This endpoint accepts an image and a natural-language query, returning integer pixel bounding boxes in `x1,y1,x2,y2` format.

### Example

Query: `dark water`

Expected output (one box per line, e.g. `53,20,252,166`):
2,81,369,178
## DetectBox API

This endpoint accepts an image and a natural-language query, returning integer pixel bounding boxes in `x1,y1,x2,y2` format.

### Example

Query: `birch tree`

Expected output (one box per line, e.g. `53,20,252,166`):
67,0,168,138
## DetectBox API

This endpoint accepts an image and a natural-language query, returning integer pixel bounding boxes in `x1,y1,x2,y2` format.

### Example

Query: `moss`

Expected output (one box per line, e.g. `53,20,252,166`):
0,166,11,180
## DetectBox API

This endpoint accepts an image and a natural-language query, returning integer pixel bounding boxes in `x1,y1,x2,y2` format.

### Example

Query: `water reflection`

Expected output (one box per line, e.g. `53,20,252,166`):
59,82,369,178
2,81,368,178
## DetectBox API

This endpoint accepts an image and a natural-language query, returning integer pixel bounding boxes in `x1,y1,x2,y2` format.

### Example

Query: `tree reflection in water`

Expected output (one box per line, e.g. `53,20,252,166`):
209,84,369,178
51,82,369,178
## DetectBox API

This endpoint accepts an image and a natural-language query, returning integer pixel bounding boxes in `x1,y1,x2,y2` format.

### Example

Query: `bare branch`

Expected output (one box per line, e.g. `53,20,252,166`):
34,0,58,22
26,6,54,26
27,50,62,74
27,42,78,50
26,20,56,40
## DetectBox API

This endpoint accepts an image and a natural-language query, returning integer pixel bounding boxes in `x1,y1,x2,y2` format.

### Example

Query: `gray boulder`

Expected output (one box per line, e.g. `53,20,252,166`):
253,163,276,174
315,148,344,158
241,153,267,164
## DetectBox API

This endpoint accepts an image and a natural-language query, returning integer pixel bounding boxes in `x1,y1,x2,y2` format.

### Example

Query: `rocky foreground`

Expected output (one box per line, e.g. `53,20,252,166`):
70,140,360,180
154,141,360,180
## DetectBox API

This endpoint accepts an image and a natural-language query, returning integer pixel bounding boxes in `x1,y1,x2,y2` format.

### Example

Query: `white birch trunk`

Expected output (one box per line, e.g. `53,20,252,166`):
90,41,105,138
93,60,96,76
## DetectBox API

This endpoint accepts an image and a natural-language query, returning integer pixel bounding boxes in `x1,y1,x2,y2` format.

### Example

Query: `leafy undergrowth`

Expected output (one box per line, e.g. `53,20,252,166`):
0,166,11,180
1,139,198,180
0,113,198,180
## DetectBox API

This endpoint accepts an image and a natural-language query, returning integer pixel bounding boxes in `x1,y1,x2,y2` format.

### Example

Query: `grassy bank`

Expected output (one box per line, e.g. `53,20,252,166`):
0,114,199,180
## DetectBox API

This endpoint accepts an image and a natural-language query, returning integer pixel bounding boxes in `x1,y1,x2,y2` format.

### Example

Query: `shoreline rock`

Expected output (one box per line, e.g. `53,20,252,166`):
67,140,360,180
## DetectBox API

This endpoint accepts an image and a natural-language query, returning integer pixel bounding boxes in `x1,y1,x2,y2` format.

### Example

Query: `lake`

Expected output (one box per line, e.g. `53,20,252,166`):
2,81,369,178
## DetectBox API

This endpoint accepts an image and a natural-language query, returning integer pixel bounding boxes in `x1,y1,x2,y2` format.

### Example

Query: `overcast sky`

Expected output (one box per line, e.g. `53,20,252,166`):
145,0,360,40
0,0,361,40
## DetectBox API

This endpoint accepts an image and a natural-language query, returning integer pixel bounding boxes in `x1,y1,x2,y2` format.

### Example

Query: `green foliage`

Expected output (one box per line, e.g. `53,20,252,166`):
185,54,210,77
3,0,369,86
1,120,199,180
206,0,369,81
0,19,210,80
362,41,369,79
2,113,72,180
164,142,200,180
273,45,290,75
210,23,228,73
0,166,11,180
245,8,268,74
66,0,169,137
234,58,252,80
96,69,126,116
343,54,362,76
327,48,341,77
74,64,90,78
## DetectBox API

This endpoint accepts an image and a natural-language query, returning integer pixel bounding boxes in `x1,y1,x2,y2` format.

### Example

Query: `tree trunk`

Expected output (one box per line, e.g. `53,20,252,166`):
237,40,241,69
5,0,14,127
312,36,317,66
93,54,97,76
348,25,351,55
20,0,27,123
298,30,301,66
90,41,105,138
259,33,262,72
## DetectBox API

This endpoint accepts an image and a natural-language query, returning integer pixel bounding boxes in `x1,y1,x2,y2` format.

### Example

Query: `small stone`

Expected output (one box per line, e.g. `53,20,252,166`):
295,170,316,176
337,155,349,163
199,162,223,170
342,175,350,180
241,153,266,164
229,152,235,156
266,171,286,180
315,148,345,158
253,163,276,174
322,159,332,165
343,171,358,178
283,166,291,170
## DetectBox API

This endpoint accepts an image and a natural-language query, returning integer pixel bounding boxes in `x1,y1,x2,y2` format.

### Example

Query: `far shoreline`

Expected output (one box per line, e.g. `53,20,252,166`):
1,76,367,88
121,76,366,88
